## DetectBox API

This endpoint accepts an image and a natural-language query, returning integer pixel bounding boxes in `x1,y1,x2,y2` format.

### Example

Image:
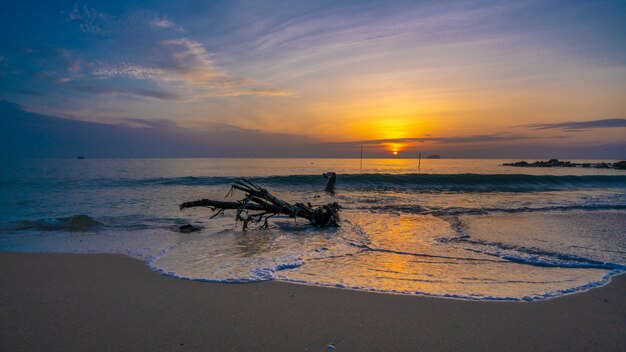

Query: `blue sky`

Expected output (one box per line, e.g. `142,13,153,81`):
1,0,625,157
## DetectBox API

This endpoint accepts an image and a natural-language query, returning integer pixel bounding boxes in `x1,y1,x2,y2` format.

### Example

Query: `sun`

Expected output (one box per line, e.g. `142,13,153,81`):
384,142,403,156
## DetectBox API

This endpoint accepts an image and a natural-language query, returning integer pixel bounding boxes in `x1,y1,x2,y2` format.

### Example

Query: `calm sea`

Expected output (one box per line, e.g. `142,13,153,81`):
1,158,625,300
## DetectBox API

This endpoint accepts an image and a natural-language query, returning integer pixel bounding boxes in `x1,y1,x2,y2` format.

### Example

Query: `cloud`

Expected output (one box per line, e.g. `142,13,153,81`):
334,133,562,146
88,38,294,99
0,100,319,158
67,4,111,34
71,85,184,100
1,100,623,159
92,64,163,80
156,38,223,83
150,17,183,31
151,19,174,28
525,118,626,132
60,5,294,100
228,89,295,97
117,118,181,129
57,48,82,73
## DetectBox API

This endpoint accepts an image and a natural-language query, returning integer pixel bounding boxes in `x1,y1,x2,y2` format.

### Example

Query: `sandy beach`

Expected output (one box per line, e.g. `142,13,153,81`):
0,252,624,351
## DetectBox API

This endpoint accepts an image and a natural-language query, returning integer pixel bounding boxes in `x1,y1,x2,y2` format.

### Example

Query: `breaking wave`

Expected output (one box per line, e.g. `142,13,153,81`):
366,204,626,216
113,174,626,192
0,215,101,232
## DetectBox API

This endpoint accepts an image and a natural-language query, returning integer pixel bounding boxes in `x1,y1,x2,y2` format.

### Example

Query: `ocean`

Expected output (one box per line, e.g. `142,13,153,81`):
1,158,625,301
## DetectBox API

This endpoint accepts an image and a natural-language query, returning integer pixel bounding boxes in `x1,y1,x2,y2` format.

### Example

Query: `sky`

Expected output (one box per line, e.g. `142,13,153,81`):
1,0,625,158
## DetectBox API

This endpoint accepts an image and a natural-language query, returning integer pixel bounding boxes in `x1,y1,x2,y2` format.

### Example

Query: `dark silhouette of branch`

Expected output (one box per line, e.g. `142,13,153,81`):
180,178,341,229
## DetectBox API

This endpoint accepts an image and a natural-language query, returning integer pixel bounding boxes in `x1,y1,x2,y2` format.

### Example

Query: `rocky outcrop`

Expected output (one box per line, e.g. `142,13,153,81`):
503,159,626,169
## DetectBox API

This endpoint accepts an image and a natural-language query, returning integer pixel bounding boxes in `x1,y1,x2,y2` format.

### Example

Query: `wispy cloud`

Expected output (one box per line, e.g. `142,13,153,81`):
66,4,111,34
156,38,223,83
88,38,294,99
72,85,184,100
92,64,162,80
226,88,295,97
525,118,626,132
57,49,82,73
118,118,181,129
335,133,563,146
60,4,294,100
149,17,183,31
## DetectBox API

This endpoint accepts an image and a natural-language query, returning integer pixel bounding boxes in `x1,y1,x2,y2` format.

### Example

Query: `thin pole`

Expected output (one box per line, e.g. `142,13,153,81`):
418,153,421,170
360,145,363,171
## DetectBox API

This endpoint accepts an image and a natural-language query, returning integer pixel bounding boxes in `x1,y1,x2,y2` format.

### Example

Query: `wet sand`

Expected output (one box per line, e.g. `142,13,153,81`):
1,252,624,351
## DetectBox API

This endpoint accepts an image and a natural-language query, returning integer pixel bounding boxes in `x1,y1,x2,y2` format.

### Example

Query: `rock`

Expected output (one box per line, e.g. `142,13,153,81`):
178,224,201,233
547,159,561,167
613,161,626,170
503,161,529,167
502,159,621,168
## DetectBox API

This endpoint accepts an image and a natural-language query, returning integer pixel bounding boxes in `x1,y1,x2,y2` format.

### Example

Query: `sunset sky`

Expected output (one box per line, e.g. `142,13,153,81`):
1,0,625,158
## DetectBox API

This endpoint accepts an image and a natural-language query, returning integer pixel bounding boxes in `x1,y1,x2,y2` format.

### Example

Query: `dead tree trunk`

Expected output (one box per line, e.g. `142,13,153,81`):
180,179,341,229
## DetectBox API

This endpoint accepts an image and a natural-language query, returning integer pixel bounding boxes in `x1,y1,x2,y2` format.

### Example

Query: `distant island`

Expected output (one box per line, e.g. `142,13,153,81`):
503,159,626,169
426,155,441,159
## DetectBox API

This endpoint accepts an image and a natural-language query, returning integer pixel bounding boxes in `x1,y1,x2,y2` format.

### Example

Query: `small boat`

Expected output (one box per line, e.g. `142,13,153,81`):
77,156,85,159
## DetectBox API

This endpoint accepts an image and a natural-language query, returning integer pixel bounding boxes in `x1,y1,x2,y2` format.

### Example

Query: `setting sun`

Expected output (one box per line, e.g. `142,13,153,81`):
2,1,626,350
384,142,405,156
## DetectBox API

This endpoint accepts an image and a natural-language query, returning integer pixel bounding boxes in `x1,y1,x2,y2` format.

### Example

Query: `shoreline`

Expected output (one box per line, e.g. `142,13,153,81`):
2,252,625,351
149,259,625,303
259,270,625,303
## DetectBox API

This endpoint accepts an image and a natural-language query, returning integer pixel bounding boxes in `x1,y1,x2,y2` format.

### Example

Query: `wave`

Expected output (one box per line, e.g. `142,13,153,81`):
436,235,626,270
1,215,101,232
367,204,626,216
112,173,626,192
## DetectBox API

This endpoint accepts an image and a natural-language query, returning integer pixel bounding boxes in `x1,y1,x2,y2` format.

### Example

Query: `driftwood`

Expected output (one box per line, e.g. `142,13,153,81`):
180,178,341,229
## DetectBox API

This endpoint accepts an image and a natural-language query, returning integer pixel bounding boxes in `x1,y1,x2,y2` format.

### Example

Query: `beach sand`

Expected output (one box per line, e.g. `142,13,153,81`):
1,252,624,351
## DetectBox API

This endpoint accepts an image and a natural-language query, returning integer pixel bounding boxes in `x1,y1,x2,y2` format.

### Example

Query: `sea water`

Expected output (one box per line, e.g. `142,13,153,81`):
1,158,625,300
